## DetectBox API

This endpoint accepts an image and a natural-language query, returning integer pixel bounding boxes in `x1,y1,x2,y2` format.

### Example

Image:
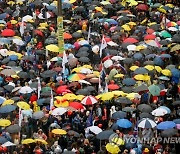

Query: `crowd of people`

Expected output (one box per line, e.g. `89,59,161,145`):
0,0,179,153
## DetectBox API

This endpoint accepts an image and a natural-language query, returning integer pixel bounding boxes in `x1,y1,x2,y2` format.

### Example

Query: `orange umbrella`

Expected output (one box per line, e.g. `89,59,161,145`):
64,32,72,39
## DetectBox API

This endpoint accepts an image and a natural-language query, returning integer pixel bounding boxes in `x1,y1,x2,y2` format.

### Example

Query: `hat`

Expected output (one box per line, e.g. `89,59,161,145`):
144,148,149,153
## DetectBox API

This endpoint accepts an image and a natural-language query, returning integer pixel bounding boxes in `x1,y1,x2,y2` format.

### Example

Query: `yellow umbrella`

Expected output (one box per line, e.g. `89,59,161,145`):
76,95,85,101
127,22,136,26
111,91,126,97
179,65,180,69
93,71,100,77
53,0,58,6
134,74,144,81
136,45,146,51
46,44,59,52
0,119,11,127
71,67,82,73
11,20,18,25
95,7,102,12
111,137,125,145
141,18,148,25
2,99,14,106
69,0,76,3
148,22,157,26
22,139,35,144
106,143,120,154
0,24,5,27
143,75,151,81
158,8,167,14
17,101,30,110
161,69,172,76
96,94,102,100
155,66,162,73
54,100,69,107
129,0,138,6
63,93,77,101
130,66,139,71
27,19,34,23
144,65,154,71
122,24,131,31
101,92,114,101
114,74,124,78
35,139,48,145
52,129,67,135
166,4,174,8
39,22,48,27
16,1,23,5
126,93,139,100
11,75,19,78
83,65,93,69
7,1,15,5
37,27,47,30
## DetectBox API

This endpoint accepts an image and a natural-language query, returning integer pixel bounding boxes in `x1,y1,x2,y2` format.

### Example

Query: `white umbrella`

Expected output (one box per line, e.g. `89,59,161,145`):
168,27,178,32
78,80,91,85
0,49,8,56
111,56,125,61
1,141,16,147
151,108,168,116
127,45,137,51
12,86,22,93
22,109,33,118
51,108,67,116
38,12,51,19
80,68,93,74
86,126,102,134
107,41,118,46
104,59,113,68
19,86,33,94
138,118,157,128
12,38,25,46
22,15,33,22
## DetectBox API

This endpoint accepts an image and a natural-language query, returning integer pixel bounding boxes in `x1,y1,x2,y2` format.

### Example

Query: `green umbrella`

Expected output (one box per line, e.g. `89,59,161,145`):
41,86,51,92
160,31,172,38
148,84,161,96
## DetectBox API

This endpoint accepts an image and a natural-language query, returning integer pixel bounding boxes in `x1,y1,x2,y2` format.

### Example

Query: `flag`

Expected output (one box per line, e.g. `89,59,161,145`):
99,35,107,57
62,51,68,79
87,26,91,43
50,89,54,110
18,108,23,127
20,21,24,36
37,77,41,99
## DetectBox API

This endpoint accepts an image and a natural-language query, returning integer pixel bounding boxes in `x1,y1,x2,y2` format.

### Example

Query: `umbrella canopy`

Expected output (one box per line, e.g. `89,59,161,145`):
138,118,157,128
112,111,127,120
1,29,15,37
114,97,132,104
6,124,21,133
22,139,35,144
151,108,168,116
116,119,132,128
139,112,154,119
122,78,136,86
0,137,8,144
52,129,67,135
137,104,152,113
0,105,16,113
17,101,30,110
96,130,114,140
86,126,102,134
0,119,11,127
32,111,44,119
81,95,98,105
67,73,86,81
148,84,161,96
161,128,178,137
51,107,67,116
1,141,16,147
41,70,57,78
106,143,120,154
157,121,176,130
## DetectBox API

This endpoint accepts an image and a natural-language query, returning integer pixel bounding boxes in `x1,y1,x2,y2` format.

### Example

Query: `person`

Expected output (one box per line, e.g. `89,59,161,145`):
33,129,47,141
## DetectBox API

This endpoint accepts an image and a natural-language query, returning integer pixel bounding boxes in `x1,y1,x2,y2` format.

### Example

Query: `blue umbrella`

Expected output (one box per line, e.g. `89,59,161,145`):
62,3,72,9
158,76,170,81
173,119,180,124
0,105,16,113
0,136,8,144
122,78,136,86
134,67,148,74
0,13,7,20
106,19,118,25
112,111,127,120
160,54,171,59
0,38,11,44
133,53,143,60
47,5,56,11
9,55,18,61
64,43,75,50
0,96,5,105
116,119,132,128
157,121,176,130
153,56,164,66
171,68,180,78
145,54,156,59
158,106,171,114
0,20,6,24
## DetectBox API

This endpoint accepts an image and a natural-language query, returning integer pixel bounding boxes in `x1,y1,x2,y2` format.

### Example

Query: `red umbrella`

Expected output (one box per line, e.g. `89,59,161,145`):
81,95,98,105
56,85,71,94
69,102,84,110
144,34,156,40
102,55,113,62
137,4,149,11
34,29,44,37
123,38,139,44
146,28,155,34
64,32,72,39
108,81,120,90
1,29,15,37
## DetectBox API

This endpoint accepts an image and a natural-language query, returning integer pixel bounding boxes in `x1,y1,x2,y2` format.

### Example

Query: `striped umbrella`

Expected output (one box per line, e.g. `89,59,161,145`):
81,95,98,105
138,118,157,128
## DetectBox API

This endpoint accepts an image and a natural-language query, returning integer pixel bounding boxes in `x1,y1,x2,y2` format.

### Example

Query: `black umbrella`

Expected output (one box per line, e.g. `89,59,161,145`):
7,61,17,67
159,39,171,46
25,23,34,30
93,12,103,18
96,130,114,140
133,84,148,92
40,70,57,78
121,86,133,93
78,46,89,52
68,130,80,137
115,97,132,104
17,71,29,79
172,34,180,43
78,57,90,63
3,85,14,92
76,89,90,96
122,107,136,112
85,86,96,92
88,5,96,10
72,15,82,20
143,61,154,65
76,51,89,57
123,58,134,64
74,6,84,12
139,112,154,119
108,49,118,55
0,137,8,144
91,1,100,5
45,38,58,45
173,119,180,124
138,104,152,113
172,100,180,106
112,111,127,120
11,97,20,102
149,24,161,31
161,128,178,137
6,124,21,133
104,4,113,9
41,91,56,97
111,123,119,130
1,57,10,64
36,50,45,55
72,32,82,38
134,67,148,74
122,78,136,86
63,151,75,154
23,55,38,62
37,97,51,105
0,105,16,113
29,82,38,89
0,87,4,93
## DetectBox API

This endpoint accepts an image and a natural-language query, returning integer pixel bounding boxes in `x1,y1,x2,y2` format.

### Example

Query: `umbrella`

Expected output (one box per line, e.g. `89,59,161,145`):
112,111,127,120
133,84,148,92
19,86,33,94
86,126,102,134
134,67,148,74
32,111,44,119
41,70,57,78
0,137,8,144
69,102,84,110
137,104,152,113
114,97,132,104
148,84,161,96
138,118,157,128
123,38,138,44
1,29,15,37
1,141,16,147
0,105,16,113
67,130,80,137
173,119,180,124
17,71,29,79
158,106,171,114
139,112,154,119
133,53,143,60
108,83,120,90
122,107,136,112
116,119,132,128
51,108,67,116
52,129,67,135
0,119,11,127
76,89,90,95
68,73,86,81
3,85,14,92
6,124,21,133
161,128,178,137
172,100,180,106
151,108,168,116
1,69,16,76
157,121,176,130
81,95,98,105
171,44,180,52
22,139,35,144
122,78,136,86
96,130,114,140
137,4,149,11
78,57,90,63
106,143,120,154
17,101,30,110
